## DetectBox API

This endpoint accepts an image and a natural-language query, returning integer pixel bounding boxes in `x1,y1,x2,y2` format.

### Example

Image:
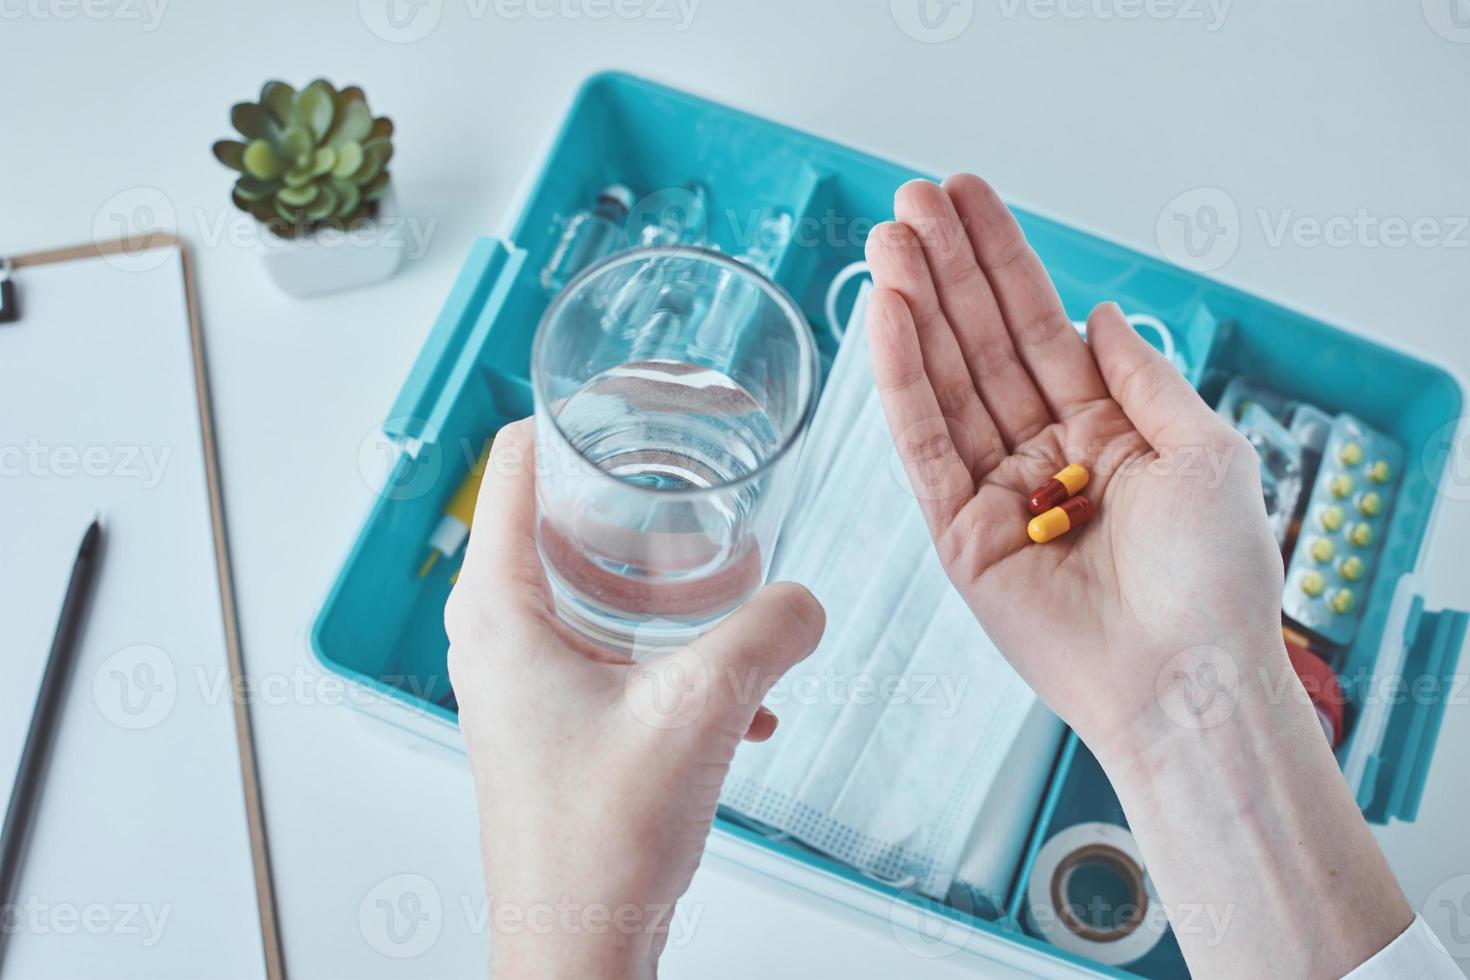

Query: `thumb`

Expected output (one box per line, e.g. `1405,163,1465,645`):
1086,301,1236,452
669,582,825,742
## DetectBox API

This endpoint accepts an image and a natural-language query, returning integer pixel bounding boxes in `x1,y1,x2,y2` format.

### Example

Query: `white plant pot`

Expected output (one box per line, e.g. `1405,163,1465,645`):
259,188,407,297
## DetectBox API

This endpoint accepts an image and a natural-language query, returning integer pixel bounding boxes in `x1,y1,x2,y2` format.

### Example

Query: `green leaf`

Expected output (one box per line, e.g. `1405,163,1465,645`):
282,167,315,189
361,136,394,160
280,125,314,167
260,81,296,126
368,117,394,143
234,189,277,225
330,178,360,218
351,141,390,185
233,176,277,202
242,139,283,179
274,197,301,225
231,102,276,141
278,183,319,208
305,182,338,220
331,141,363,179
297,83,335,142
302,78,338,104
310,146,337,176
212,139,247,172
361,171,390,202
327,100,372,148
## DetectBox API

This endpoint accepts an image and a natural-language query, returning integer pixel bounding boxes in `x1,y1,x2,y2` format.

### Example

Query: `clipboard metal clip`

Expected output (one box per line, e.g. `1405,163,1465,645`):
0,256,17,324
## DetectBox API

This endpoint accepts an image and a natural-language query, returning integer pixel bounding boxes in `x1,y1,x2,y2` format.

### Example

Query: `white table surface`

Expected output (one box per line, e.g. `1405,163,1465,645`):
4,2,1469,976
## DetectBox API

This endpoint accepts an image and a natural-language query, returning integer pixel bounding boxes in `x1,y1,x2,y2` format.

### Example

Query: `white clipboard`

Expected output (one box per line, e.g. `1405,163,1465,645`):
0,236,283,980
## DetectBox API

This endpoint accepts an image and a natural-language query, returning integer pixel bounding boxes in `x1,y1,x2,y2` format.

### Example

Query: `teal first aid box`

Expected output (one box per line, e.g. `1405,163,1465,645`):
313,72,1468,978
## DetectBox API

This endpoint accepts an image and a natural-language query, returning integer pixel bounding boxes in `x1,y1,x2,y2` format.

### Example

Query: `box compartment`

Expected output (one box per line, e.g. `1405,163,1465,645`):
313,72,1467,977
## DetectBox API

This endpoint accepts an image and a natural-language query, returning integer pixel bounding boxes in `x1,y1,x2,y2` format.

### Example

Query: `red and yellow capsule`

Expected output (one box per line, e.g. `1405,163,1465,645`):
1028,496,1096,544
1026,464,1090,516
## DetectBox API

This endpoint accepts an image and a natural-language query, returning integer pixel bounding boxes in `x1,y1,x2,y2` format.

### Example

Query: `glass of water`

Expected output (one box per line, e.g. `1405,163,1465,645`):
532,245,818,652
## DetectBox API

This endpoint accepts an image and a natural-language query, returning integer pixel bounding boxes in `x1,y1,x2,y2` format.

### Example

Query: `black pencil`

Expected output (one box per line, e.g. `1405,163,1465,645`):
0,517,103,958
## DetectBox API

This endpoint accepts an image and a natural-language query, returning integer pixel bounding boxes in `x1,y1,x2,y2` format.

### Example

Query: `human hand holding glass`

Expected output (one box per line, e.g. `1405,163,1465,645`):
446,419,824,980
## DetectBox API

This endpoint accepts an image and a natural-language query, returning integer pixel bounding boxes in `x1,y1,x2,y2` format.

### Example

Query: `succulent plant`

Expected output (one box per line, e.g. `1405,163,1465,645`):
212,79,393,238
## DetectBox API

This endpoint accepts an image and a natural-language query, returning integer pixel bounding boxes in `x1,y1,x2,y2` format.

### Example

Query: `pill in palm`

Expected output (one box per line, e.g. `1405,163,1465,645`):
1028,496,1095,544
1025,464,1090,516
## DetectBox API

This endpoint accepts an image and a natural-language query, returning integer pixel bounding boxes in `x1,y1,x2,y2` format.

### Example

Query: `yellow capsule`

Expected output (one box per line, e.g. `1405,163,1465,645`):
1329,474,1353,499
1338,441,1363,466
1308,537,1335,563
1349,522,1373,547
1027,496,1095,544
1340,555,1366,581
1366,460,1391,484
1358,491,1383,517
1319,505,1346,531
1300,571,1326,596
1329,588,1356,614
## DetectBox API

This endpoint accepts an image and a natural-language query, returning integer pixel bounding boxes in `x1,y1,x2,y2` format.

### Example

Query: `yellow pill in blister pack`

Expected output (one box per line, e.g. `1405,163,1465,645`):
1319,505,1346,531
1358,491,1383,517
1366,460,1391,484
1300,571,1326,596
1308,537,1335,563
1340,555,1365,581
1329,588,1356,614
1338,441,1363,466
1329,474,1353,498
1349,522,1373,547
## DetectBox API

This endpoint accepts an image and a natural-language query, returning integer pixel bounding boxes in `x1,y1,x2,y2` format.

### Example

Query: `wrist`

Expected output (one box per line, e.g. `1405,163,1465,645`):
483,876,670,980
489,901,660,980
1082,635,1298,788
1079,638,1413,978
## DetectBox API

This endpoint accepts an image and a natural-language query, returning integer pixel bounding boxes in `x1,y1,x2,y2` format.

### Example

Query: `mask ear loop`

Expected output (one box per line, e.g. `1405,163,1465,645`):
861,866,922,892
829,269,1181,375
823,260,871,344
1073,312,1180,370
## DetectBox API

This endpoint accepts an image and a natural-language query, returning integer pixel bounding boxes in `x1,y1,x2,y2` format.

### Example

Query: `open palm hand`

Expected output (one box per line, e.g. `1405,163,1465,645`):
865,176,1287,756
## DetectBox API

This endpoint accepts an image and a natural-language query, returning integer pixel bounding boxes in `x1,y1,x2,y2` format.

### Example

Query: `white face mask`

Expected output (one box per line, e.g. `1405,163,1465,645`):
720,278,1065,911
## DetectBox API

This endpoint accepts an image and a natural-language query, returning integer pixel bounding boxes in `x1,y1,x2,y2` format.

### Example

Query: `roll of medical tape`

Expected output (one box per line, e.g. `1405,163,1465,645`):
1026,821,1169,966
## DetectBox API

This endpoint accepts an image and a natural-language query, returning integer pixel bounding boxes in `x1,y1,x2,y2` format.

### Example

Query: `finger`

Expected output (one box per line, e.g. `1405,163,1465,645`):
865,219,1010,470
892,180,1052,446
674,583,824,739
866,287,977,534
943,174,1111,420
744,705,779,742
1086,302,1234,450
455,418,543,590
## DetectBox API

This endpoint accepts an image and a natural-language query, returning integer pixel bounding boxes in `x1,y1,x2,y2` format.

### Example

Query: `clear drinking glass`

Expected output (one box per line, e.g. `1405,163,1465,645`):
531,245,818,652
